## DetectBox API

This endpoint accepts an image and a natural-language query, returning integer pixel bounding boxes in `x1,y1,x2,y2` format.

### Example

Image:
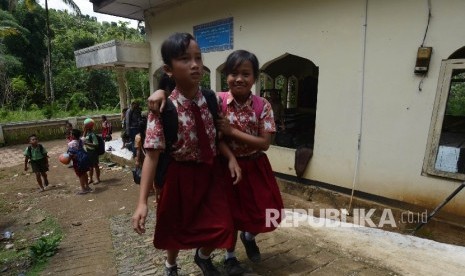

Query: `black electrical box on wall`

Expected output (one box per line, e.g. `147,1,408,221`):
414,47,433,74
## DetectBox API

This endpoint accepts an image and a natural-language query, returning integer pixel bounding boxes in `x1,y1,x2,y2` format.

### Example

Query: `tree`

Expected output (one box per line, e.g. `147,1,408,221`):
1,4,146,112
42,0,81,103
10,0,82,102
0,9,26,37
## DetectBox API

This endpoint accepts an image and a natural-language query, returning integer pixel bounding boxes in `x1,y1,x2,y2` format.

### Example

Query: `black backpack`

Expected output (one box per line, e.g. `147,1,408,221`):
90,133,105,155
155,88,219,188
27,144,46,158
69,140,90,171
96,134,105,155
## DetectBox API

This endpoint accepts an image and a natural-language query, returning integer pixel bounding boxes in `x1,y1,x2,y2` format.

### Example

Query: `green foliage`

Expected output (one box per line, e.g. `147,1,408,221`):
0,211,63,275
1,5,146,113
41,103,59,119
200,73,211,90
29,236,62,263
0,108,119,124
446,73,465,116
0,9,30,37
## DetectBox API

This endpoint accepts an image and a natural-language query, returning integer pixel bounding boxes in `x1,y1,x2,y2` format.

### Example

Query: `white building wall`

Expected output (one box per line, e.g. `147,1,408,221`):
144,0,465,215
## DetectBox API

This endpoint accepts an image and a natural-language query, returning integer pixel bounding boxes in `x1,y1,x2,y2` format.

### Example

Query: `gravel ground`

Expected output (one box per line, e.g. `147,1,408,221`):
110,210,230,276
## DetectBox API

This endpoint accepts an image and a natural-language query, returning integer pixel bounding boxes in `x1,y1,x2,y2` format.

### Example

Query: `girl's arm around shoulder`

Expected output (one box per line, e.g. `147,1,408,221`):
148,89,167,114
131,149,161,235
218,141,242,185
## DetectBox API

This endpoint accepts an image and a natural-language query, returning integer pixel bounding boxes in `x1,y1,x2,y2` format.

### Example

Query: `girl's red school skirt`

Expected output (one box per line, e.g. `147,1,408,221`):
224,152,284,234
153,157,234,250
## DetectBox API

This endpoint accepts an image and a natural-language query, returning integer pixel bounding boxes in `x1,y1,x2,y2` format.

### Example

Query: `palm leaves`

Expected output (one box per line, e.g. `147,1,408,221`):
0,9,29,37
6,0,82,102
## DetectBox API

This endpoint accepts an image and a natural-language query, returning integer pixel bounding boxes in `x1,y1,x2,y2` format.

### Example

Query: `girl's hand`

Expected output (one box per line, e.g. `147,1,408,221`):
148,89,167,114
131,204,148,235
217,115,233,136
228,158,242,185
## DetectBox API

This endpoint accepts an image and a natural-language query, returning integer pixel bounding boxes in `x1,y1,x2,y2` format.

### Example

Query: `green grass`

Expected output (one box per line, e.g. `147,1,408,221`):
0,108,119,124
0,214,63,275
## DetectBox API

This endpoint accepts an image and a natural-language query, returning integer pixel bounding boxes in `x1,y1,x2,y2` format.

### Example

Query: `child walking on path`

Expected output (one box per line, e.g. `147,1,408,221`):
132,32,241,276
101,115,112,141
83,119,101,184
67,129,92,195
24,134,49,192
65,121,74,168
217,50,284,275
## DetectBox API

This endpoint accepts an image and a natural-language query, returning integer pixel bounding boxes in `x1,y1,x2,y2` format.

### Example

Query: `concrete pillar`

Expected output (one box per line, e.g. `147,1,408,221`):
116,67,128,110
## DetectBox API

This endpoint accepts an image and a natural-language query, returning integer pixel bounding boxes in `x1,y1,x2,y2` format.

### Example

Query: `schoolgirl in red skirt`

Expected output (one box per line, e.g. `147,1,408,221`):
132,33,241,276
217,50,285,275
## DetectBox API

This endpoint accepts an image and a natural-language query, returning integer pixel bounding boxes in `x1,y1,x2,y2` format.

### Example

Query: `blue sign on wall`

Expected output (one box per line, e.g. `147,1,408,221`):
194,17,233,53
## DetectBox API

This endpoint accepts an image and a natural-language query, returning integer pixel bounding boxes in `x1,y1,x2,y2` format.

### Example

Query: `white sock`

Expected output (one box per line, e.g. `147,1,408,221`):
165,260,177,268
197,249,210,259
225,251,236,260
245,232,256,241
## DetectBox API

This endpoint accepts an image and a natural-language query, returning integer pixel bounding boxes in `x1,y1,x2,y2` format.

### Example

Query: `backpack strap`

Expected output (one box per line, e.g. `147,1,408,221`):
39,144,45,155
251,94,265,120
27,144,45,157
201,88,219,121
160,98,178,152
161,89,220,150
217,92,228,115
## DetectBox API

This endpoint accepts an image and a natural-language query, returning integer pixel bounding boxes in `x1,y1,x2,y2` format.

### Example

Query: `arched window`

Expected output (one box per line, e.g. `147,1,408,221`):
260,73,274,91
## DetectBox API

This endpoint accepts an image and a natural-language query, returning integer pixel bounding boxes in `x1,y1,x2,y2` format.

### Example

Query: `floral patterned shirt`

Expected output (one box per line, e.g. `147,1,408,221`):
67,140,80,151
144,88,217,162
221,92,276,157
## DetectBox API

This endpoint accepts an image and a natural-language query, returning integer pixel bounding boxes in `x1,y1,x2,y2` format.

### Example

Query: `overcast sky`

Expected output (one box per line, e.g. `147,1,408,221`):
38,0,139,29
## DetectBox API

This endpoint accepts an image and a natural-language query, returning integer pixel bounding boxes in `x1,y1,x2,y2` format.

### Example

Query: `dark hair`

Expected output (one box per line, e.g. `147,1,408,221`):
158,73,176,92
161,33,195,66
102,115,107,121
71,129,81,139
28,134,37,140
65,121,73,128
222,50,259,78
122,108,128,114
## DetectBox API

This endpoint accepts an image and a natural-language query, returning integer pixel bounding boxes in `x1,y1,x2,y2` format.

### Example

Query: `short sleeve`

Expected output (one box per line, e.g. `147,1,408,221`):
259,98,276,133
143,112,166,150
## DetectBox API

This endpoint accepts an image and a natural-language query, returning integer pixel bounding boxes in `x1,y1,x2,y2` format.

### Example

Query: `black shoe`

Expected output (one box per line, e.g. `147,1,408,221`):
164,265,179,276
240,232,261,263
194,248,221,276
224,257,247,276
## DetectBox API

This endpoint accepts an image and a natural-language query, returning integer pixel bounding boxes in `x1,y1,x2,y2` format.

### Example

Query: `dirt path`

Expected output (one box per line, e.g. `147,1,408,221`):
1,137,140,275
2,137,464,275
1,137,399,276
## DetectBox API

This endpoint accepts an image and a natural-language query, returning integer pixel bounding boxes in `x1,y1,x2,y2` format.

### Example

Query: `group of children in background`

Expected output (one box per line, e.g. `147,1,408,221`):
132,33,284,276
26,116,107,195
